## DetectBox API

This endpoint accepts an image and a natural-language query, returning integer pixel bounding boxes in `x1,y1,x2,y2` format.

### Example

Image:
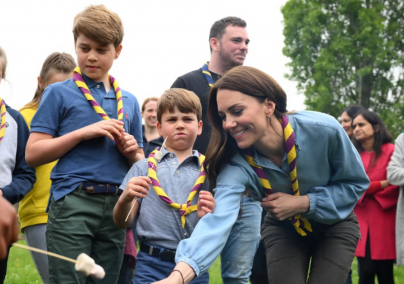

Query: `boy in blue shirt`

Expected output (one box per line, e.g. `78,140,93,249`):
113,88,215,284
26,5,144,284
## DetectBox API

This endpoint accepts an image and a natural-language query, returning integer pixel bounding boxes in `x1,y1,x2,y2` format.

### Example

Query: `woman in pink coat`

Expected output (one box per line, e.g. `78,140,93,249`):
352,109,399,284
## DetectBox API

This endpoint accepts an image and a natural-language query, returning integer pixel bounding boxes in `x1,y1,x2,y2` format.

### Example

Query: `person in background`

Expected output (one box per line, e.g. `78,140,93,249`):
340,104,366,284
18,52,76,284
387,131,404,267
0,45,36,282
352,110,398,284
141,97,164,157
340,105,366,139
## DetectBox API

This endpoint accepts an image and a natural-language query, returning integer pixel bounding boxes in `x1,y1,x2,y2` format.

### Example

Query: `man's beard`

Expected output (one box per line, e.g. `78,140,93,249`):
219,49,245,72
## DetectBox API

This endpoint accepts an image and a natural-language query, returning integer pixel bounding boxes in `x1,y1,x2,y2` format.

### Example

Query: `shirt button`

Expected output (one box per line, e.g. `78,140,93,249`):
96,85,100,88
173,161,177,165
169,154,174,158
176,170,179,174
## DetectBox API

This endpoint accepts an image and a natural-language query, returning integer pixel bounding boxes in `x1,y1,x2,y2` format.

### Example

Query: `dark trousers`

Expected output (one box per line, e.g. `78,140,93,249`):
262,212,360,284
47,189,126,284
357,233,394,284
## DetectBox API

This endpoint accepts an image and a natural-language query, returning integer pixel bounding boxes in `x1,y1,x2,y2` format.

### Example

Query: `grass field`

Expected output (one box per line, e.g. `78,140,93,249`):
5,239,404,283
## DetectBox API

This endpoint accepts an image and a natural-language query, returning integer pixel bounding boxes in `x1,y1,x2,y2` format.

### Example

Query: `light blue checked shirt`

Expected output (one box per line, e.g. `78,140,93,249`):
120,148,209,250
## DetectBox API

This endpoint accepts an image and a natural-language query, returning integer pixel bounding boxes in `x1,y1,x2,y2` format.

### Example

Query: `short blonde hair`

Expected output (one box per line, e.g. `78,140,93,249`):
0,46,7,79
157,89,202,123
141,97,159,112
73,5,124,48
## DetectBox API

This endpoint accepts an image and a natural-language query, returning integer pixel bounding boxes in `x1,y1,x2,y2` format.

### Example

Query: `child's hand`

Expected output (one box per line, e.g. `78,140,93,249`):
114,132,140,159
197,191,215,219
79,119,125,141
121,176,152,203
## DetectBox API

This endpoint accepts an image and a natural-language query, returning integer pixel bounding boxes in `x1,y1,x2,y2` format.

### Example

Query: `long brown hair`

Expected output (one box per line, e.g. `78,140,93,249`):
20,52,76,111
205,66,288,188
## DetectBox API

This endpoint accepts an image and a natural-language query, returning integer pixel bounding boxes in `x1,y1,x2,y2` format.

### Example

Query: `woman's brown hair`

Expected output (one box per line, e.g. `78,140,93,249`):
205,66,288,188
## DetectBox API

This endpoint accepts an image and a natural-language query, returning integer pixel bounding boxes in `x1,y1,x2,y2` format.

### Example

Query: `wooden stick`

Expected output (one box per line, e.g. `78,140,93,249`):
125,198,138,222
12,243,77,264
124,136,166,222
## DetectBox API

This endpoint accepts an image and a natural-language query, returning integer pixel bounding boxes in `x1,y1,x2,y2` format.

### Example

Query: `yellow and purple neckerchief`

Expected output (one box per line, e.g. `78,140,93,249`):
73,67,123,121
201,61,215,87
147,149,206,228
0,96,6,144
243,115,312,236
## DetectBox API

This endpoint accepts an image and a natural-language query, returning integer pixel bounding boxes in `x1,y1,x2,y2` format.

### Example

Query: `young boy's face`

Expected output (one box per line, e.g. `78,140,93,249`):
157,106,202,153
74,34,122,84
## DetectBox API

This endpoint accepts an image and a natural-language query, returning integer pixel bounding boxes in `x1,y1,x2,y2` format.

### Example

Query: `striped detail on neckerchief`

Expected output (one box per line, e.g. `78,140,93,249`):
0,96,6,144
73,67,123,121
147,149,206,228
201,61,215,87
243,115,312,236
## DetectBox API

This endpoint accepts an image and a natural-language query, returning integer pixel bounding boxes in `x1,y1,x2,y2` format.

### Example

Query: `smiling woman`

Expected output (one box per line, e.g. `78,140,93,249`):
351,110,399,283
155,66,370,284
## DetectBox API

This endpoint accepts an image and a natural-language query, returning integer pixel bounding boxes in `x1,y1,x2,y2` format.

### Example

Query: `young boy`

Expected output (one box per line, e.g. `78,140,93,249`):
113,89,215,284
26,5,144,284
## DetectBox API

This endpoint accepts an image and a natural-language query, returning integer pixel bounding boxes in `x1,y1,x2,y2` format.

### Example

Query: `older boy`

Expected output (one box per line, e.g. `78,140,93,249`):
26,5,144,284
113,89,214,284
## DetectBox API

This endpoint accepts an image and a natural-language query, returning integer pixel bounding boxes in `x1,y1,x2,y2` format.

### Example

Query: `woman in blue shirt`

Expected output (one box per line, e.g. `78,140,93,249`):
155,66,369,284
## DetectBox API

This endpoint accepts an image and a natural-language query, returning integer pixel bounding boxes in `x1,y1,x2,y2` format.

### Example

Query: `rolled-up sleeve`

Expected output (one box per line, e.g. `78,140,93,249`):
304,127,369,224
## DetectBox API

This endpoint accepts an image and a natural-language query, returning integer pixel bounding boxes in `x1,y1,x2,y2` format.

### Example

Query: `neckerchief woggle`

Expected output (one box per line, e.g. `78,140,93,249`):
243,115,312,236
73,67,124,121
147,149,206,228
0,96,6,145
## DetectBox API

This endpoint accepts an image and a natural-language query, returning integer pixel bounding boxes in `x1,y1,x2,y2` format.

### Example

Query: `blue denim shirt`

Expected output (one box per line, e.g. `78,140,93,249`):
31,75,143,201
175,111,370,276
120,148,210,250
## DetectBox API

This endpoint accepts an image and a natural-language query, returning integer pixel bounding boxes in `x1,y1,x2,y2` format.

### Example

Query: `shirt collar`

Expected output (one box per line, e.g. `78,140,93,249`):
158,147,201,168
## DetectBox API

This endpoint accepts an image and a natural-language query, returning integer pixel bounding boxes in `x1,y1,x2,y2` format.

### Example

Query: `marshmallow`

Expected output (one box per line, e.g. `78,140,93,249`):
75,253,105,279
154,151,163,161
90,264,106,279
75,253,95,276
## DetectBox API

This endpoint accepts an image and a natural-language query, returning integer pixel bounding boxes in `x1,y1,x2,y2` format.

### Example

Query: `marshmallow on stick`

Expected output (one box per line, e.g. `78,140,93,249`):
75,253,105,279
12,243,105,279
154,136,168,161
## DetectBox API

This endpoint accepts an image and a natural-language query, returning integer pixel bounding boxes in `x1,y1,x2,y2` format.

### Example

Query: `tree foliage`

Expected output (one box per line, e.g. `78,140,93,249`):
282,0,404,137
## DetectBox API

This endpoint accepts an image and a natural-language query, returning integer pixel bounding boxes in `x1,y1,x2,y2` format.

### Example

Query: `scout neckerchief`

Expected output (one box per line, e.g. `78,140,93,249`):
243,115,313,236
73,67,123,121
147,149,206,228
0,96,6,144
201,61,215,87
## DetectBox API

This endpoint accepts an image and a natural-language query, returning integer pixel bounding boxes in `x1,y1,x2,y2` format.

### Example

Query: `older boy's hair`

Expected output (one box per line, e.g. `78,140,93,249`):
73,5,124,48
157,89,202,123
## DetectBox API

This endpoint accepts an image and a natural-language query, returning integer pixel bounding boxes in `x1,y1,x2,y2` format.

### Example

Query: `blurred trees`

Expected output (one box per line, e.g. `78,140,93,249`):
282,0,404,137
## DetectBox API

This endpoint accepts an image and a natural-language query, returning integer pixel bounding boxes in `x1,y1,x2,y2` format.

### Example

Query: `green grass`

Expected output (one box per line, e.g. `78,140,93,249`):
5,240,404,283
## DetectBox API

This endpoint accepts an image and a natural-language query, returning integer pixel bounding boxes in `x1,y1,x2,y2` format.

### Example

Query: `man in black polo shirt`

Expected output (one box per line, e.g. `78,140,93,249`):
171,17,264,284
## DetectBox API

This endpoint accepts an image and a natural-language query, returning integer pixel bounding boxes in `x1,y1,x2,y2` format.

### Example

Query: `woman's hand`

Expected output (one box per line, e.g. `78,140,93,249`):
261,192,310,220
